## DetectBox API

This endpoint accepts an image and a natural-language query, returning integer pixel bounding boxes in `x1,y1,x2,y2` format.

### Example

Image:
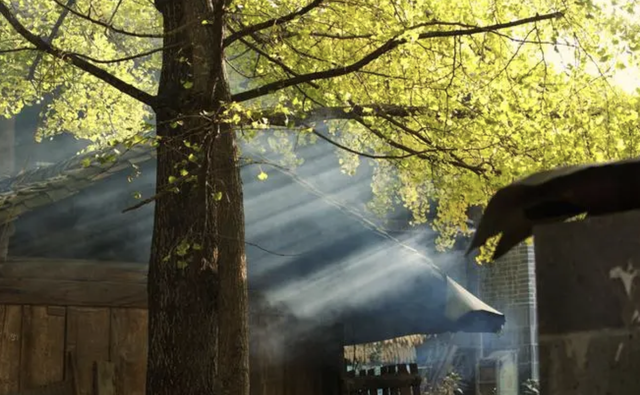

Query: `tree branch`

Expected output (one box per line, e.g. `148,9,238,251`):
242,104,487,174
352,116,487,176
72,44,173,64
231,11,564,102
0,2,157,107
224,0,324,47
256,104,429,126
308,127,430,160
0,46,36,54
28,0,75,80
232,31,320,89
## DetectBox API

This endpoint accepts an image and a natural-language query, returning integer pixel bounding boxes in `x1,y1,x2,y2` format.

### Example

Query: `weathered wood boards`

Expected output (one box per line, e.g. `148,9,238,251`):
0,305,148,395
20,306,66,389
0,305,21,393
66,308,110,395
92,361,115,395
110,309,147,395
0,257,344,395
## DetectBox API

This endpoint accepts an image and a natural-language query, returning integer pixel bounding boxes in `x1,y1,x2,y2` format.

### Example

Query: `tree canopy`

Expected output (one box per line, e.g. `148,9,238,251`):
2,0,639,262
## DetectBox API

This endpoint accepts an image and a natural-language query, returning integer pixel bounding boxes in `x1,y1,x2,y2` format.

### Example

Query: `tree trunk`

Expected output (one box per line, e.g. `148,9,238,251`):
147,1,248,395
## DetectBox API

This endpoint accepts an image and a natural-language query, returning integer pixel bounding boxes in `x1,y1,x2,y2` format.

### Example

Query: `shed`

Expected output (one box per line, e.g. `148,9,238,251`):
0,142,504,394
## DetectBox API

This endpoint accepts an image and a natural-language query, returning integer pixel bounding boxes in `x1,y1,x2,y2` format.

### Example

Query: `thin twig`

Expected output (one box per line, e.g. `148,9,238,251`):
224,0,324,47
231,11,564,102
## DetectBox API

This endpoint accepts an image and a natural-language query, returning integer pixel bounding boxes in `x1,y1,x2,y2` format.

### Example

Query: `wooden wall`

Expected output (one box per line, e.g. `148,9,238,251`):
0,305,146,395
0,257,344,395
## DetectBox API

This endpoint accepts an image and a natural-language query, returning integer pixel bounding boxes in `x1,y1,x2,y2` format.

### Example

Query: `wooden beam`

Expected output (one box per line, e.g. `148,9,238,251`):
1,257,147,283
0,278,147,308
0,258,146,307
0,257,269,309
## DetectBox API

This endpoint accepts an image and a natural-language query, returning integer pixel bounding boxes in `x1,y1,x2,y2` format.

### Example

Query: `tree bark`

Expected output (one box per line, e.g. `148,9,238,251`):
147,1,248,395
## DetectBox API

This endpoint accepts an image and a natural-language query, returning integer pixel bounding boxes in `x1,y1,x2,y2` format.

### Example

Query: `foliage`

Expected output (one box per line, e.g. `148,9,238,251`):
2,0,640,261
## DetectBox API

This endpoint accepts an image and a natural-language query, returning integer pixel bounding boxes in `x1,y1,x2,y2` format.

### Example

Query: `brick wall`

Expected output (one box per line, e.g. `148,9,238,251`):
478,243,539,383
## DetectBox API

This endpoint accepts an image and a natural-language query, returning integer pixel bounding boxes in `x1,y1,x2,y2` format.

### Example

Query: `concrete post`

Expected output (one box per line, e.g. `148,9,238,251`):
534,210,640,394
0,116,14,176
0,117,15,261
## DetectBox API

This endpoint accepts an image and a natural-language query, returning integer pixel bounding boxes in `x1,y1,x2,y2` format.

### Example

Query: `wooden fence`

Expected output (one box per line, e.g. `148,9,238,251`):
343,364,421,395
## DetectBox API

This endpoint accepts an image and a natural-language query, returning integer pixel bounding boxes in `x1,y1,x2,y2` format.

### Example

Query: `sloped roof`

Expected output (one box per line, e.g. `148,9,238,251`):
0,145,155,225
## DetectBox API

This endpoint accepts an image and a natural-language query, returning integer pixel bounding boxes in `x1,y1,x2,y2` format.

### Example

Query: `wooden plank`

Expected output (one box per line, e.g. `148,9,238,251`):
409,364,420,395
367,368,376,395
20,306,66,390
0,258,146,283
380,366,390,395
397,364,411,395
0,279,146,308
110,309,147,395
0,305,22,394
66,352,80,395
0,269,264,309
92,361,115,395
388,365,399,395
65,308,110,395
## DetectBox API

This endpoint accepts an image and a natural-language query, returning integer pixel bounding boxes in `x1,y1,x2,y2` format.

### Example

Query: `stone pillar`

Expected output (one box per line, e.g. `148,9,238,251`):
534,210,640,394
0,117,15,261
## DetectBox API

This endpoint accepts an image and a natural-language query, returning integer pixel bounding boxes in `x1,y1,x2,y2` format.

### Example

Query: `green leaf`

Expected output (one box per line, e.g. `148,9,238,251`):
4,0,639,264
176,239,190,257
81,158,92,168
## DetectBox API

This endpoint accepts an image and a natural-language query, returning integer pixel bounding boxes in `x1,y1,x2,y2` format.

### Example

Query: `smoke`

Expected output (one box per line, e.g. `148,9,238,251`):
13,103,90,171
6,110,484,368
